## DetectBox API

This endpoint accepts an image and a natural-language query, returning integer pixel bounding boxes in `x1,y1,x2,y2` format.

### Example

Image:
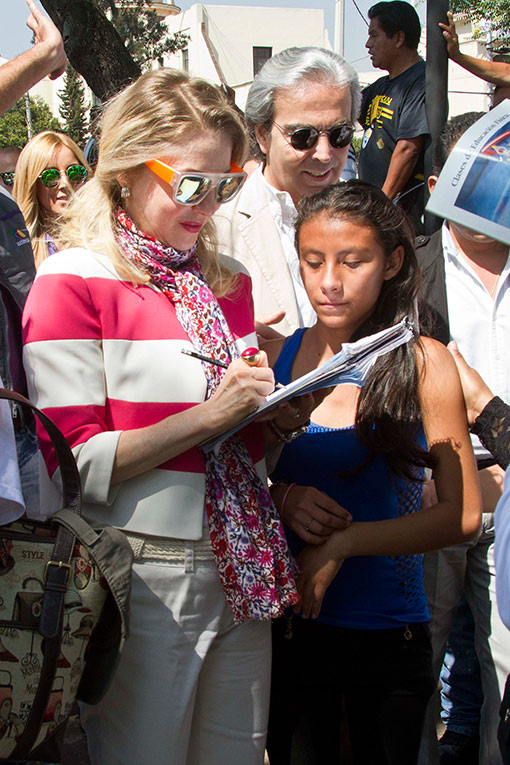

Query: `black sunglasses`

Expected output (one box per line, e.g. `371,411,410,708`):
0,171,15,187
273,122,354,151
38,164,88,188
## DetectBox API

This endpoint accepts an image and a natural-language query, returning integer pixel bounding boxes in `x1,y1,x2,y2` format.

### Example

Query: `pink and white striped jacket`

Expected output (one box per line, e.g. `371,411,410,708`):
22,248,265,539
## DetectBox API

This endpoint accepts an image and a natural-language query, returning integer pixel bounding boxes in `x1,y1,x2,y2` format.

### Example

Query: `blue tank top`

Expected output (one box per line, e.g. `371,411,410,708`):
272,328,429,629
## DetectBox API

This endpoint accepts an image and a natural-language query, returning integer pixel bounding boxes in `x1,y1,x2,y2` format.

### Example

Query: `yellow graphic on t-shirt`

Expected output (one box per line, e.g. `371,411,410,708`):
365,94,394,128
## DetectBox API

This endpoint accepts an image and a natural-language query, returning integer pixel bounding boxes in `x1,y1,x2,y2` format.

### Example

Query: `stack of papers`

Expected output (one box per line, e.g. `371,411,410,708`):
201,317,414,452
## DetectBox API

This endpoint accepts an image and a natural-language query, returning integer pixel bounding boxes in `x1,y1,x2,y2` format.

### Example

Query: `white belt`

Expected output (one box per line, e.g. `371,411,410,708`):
124,532,215,566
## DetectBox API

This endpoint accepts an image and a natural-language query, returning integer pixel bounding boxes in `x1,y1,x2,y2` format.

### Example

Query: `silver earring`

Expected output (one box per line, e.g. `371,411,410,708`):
121,186,130,198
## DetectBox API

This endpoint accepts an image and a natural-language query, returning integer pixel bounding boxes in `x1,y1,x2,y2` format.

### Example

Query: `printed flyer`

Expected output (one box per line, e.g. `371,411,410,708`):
426,100,510,244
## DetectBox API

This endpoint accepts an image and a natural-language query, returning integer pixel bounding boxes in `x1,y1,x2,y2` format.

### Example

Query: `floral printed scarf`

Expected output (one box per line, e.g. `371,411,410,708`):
116,210,299,623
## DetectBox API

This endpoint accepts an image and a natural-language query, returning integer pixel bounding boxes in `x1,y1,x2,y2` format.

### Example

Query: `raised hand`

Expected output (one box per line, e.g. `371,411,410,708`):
439,11,461,62
25,0,67,80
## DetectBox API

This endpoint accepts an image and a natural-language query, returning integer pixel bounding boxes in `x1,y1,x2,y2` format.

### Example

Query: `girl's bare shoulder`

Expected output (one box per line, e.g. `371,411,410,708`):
416,335,463,405
416,335,455,368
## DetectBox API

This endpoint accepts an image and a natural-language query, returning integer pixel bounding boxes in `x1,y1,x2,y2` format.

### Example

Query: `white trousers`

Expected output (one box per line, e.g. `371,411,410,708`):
419,514,510,765
81,545,272,764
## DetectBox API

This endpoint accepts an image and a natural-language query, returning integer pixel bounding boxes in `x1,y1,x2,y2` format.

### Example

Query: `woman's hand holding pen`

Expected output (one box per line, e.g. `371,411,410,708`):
271,483,352,544
202,352,275,431
183,345,328,436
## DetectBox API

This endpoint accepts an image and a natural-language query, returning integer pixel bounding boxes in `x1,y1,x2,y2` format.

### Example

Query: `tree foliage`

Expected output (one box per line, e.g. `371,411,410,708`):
59,64,88,147
449,1,510,50
0,97,62,148
97,0,189,70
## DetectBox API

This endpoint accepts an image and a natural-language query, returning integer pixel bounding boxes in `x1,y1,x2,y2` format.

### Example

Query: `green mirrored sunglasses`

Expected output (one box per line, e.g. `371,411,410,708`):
0,171,15,187
38,164,88,188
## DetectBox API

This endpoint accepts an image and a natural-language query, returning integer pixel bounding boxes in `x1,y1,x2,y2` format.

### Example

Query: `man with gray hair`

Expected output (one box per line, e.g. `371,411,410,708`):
214,46,361,335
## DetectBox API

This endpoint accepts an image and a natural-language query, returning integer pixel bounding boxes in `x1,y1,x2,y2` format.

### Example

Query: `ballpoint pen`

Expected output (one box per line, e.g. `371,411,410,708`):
181,347,263,369
181,347,285,389
181,348,228,368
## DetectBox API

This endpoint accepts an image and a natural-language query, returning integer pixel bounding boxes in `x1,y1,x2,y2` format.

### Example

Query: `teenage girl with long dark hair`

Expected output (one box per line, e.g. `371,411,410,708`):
263,181,481,765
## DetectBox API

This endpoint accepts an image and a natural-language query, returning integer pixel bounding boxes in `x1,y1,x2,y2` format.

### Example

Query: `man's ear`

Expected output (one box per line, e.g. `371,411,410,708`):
255,124,270,157
428,175,438,194
394,30,406,49
384,244,405,280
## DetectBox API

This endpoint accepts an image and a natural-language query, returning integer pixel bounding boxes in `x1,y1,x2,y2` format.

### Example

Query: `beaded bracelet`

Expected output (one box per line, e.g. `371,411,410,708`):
269,419,309,443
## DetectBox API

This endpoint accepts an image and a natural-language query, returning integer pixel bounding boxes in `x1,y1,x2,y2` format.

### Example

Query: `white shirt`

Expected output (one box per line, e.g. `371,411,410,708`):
259,168,316,328
443,223,510,459
0,375,25,524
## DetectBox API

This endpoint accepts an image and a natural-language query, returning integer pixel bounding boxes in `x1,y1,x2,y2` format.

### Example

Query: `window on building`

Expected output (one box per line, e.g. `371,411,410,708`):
182,48,189,72
253,47,272,77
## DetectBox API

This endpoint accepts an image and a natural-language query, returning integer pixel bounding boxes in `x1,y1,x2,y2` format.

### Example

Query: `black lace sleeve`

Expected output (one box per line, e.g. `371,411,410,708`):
470,396,510,470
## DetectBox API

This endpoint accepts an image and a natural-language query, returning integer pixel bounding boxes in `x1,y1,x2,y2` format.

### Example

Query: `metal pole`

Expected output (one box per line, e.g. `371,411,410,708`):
24,93,33,140
334,0,345,57
424,0,449,234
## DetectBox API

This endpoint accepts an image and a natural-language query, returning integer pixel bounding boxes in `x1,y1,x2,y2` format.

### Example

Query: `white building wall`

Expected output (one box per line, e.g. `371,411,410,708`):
30,71,67,119
165,5,220,84
164,4,330,109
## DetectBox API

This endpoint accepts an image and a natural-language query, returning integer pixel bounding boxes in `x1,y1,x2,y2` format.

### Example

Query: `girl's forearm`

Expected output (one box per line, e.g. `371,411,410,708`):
329,500,480,560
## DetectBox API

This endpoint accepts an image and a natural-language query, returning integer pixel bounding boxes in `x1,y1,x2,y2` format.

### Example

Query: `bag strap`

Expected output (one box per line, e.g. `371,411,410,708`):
0,388,84,757
0,387,83,635
0,387,81,513
54,508,132,645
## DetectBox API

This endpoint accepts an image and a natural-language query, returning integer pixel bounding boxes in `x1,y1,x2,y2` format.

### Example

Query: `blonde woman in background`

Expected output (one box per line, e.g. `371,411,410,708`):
13,130,89,267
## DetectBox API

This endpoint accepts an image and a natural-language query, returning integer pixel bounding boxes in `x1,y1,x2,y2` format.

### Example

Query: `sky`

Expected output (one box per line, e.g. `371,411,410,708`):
3,0,426,75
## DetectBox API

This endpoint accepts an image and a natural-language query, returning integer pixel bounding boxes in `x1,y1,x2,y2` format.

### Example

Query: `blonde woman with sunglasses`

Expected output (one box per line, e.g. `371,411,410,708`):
21,69,313,764
13,131,89,268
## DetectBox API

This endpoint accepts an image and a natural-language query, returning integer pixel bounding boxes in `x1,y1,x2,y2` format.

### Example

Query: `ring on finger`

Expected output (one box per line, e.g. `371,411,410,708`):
304,518,313,532
241,347,261,366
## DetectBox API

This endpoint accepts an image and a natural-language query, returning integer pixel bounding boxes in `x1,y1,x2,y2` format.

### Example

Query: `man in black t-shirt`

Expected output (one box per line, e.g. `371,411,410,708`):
359,1,429,232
